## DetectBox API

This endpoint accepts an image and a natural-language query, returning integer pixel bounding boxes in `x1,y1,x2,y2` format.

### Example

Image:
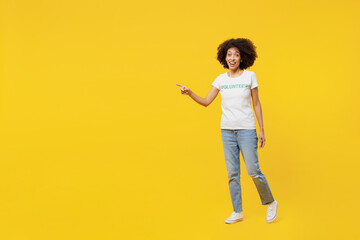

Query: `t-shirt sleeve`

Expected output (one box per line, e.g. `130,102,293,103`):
211,76,221,90
251,72,259,89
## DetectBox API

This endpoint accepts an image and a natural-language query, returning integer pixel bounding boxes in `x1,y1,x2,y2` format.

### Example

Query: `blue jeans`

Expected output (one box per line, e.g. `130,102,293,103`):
221,129,274,213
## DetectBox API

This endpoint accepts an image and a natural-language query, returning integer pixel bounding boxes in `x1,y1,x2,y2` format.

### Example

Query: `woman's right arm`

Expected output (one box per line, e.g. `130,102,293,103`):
176,84,219,107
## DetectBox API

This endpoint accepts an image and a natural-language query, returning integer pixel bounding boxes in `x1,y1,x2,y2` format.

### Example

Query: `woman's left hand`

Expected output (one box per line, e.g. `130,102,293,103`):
258,131,266,148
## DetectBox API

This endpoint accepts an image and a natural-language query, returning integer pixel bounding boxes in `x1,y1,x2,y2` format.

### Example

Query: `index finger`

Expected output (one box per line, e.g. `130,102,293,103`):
176,83,184,88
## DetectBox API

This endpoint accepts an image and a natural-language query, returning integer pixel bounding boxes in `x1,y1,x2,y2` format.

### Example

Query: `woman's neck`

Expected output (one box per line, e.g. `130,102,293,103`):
228,68,244,78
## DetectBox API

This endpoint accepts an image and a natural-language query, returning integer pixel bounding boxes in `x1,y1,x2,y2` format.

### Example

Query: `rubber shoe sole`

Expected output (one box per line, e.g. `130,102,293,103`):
225,217,244,224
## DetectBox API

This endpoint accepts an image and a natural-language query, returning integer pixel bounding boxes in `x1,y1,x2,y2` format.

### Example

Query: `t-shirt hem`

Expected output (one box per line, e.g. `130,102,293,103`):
220,126,256,130
251,84,259,89
211,84,220,90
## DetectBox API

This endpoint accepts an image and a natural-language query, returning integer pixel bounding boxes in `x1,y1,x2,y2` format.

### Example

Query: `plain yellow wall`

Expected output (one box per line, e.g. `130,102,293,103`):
1,0,359,239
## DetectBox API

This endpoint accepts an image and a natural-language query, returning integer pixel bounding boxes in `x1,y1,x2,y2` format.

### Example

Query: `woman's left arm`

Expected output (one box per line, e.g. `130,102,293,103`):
251,87,266,148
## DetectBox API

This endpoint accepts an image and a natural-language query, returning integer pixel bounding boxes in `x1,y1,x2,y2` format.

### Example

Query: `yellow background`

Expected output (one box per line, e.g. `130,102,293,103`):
1,0,359,239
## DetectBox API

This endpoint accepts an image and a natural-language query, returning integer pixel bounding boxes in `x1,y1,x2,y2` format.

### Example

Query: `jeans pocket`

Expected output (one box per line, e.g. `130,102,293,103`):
242,129,257,137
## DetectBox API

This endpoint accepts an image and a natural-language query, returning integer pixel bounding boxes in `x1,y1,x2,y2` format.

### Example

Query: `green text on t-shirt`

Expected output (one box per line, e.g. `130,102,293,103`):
221,84,248,89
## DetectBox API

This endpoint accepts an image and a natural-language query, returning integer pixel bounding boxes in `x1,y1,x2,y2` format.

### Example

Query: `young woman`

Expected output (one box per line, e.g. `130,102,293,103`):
176,38,278,223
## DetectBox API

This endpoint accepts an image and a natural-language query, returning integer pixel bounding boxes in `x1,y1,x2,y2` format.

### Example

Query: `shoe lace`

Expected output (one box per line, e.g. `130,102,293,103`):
267,203,274,216
231,212,237,217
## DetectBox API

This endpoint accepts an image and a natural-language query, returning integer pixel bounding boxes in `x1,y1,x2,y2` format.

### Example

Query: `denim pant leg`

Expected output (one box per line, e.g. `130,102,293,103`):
236,129,275,205
221,129,243,213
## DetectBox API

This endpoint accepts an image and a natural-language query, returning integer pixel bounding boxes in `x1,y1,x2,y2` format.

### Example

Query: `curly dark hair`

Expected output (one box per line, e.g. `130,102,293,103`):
217,38,258,70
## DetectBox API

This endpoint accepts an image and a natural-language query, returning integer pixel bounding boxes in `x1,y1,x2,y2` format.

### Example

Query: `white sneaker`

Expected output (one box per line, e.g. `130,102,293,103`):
225,211,243,224
266,200,278,223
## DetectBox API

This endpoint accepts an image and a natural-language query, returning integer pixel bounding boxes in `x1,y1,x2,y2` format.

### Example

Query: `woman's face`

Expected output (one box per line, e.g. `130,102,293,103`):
225,47,241,70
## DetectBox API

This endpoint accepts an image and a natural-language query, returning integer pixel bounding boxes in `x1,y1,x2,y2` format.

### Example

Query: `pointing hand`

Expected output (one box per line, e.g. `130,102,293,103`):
176,83,192,95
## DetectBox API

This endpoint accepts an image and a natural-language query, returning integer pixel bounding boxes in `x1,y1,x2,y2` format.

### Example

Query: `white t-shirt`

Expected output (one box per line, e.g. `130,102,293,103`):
211,70,259,129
